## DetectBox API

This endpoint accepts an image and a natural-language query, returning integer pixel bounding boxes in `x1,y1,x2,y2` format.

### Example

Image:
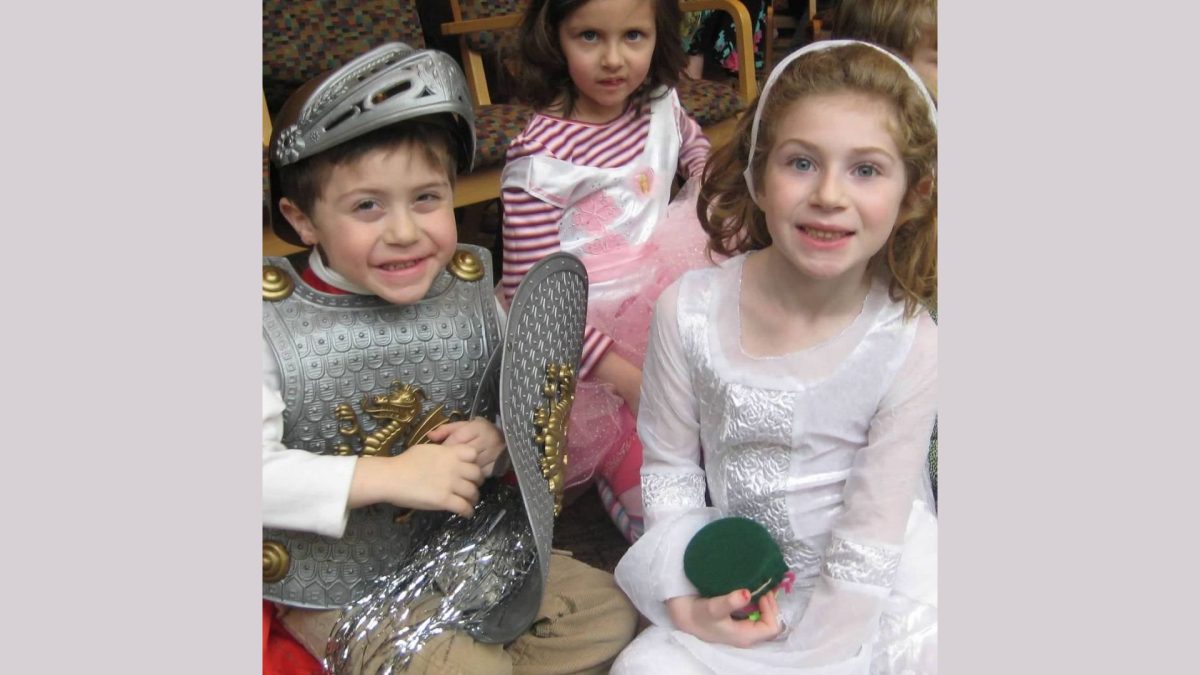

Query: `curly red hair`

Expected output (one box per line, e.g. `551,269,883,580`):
698,43,937,317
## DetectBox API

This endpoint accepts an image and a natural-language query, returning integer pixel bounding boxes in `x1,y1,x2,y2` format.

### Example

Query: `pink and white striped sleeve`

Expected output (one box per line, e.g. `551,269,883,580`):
500,139,614,378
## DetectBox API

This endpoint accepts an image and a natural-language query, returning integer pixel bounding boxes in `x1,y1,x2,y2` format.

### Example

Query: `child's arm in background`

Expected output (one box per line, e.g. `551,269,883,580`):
675,102,711,179
591,350,642,415
500,136,616,385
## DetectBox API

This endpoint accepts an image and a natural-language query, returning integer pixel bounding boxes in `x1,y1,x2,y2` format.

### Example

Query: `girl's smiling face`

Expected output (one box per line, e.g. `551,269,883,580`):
557,0,657,123
757,91,911,283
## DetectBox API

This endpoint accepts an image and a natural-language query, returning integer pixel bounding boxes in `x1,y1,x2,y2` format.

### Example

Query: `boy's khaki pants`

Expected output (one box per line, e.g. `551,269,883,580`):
278,552,637,675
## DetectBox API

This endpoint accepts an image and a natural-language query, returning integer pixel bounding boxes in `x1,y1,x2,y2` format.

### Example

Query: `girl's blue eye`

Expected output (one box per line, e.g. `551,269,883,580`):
581,30,598,41
853,164,880,178
790,157,814,171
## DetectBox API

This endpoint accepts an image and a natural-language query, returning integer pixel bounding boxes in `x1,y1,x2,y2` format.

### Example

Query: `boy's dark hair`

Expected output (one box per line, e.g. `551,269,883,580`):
516,0,686,117
273,119,459,245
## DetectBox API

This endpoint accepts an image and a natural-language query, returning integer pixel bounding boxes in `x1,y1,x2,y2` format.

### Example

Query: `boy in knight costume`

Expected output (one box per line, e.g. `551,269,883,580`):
262,43,636,674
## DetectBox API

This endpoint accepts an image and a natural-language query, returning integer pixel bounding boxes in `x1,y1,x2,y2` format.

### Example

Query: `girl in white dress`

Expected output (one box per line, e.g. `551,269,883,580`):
612,40,939,674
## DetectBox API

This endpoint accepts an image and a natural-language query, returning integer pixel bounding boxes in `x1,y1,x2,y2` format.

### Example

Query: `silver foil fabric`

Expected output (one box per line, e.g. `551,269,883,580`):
324,485,536,674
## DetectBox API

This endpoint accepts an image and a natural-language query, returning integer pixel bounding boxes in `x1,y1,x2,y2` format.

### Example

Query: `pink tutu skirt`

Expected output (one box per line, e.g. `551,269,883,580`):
564,178,721,489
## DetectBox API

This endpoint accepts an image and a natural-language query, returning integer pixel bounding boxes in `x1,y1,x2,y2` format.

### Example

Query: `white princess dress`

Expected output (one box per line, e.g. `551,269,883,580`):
613,254,938,675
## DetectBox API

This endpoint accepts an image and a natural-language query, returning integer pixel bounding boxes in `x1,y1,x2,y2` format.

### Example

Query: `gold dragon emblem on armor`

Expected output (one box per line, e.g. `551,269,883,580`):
333,381,464,524
333,381,464,457
533,363,576,516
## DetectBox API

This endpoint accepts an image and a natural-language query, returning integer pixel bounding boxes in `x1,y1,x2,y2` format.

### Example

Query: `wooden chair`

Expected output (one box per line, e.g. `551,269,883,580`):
765,0,831,73
436,1,538,208
678,0,759,148
764,1,795,74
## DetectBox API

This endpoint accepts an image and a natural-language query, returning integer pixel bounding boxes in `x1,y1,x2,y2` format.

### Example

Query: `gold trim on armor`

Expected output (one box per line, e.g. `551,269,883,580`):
263,541,290,583
262,265,295,301
334,381,467,457
533,363,576,516
406,403,466,447
447,250,485,282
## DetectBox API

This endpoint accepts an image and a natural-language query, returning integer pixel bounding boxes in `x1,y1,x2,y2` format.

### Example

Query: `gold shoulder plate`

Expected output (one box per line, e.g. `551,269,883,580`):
447,250,485,282
263,540,289,583
263,265,295,301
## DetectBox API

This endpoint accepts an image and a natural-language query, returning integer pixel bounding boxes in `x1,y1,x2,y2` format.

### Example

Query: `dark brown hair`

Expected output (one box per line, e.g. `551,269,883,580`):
515,0,686,117
698,44,937,317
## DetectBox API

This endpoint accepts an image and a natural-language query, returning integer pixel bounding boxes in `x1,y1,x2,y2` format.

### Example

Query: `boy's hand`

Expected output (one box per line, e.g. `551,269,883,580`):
665,589,782,649
348,443,485,518
425,418,507,477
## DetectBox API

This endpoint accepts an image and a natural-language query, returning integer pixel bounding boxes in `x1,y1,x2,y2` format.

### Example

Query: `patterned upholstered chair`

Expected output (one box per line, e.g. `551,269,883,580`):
445,0,526,106
439,1,534,208
442,0,757,151
434,1,538,207
262,0,530,209
262,1,425,114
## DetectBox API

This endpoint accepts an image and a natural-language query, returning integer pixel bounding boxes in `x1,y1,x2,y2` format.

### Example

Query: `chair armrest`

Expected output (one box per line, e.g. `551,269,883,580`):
263,90,272,148
441,14,521,36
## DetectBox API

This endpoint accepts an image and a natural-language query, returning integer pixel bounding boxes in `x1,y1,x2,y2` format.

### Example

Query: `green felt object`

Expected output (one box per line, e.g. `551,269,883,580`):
683,517,788,603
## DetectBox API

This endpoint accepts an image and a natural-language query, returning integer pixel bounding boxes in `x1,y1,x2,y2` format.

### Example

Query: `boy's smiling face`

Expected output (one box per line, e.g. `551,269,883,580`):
280,143,458,305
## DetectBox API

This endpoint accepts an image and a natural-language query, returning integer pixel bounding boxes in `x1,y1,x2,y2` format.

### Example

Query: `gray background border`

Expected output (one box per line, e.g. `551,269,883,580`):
4,1,1197,671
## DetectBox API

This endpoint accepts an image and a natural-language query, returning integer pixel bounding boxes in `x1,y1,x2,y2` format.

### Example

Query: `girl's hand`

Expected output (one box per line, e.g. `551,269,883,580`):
666,589,783,649
348,444,485,518
424,418,507,477
592,351,643,416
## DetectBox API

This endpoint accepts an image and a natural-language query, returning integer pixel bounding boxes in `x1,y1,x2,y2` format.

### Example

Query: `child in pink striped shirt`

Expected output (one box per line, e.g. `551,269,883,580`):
501,0,715,542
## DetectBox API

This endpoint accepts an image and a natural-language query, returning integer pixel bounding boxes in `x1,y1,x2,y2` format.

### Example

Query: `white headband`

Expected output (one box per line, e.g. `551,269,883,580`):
742,39,938,203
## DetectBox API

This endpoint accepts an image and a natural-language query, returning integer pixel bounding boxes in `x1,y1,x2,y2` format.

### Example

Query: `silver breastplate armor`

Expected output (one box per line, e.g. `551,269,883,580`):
262,246,502,609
